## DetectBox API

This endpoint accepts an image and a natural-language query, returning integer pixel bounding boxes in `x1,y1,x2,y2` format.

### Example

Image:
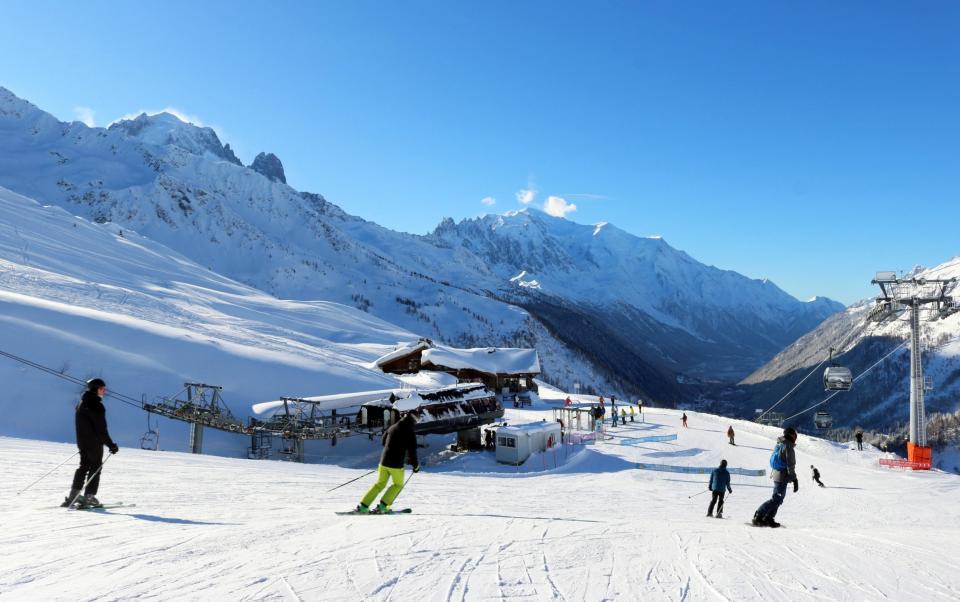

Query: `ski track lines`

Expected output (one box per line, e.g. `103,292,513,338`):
3,407,960,601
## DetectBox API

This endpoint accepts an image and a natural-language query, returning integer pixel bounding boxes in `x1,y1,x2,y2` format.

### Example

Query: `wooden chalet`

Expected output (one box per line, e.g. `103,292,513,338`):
375,340,540,395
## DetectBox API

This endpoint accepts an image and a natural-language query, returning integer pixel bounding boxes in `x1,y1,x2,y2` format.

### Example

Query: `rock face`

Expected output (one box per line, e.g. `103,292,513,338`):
250,152,286,184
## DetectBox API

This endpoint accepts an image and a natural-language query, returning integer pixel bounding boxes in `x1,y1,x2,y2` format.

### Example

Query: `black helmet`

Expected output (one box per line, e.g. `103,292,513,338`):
86,378,106,391
720,459,728,467
783,427,797,440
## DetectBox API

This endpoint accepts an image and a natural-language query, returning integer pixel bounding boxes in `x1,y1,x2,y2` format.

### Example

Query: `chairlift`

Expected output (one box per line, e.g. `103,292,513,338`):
813,411,833,430
823,347,853,391
140,413,159,450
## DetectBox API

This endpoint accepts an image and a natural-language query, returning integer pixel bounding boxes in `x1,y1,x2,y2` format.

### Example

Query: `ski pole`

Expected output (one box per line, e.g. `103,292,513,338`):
688,489,711,499
326,469,377,493
16,451,79,495
66,453,113,508
394,469,417,499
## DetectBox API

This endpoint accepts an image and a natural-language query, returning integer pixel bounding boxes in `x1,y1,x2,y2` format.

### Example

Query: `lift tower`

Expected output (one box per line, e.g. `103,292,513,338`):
869,272,957,466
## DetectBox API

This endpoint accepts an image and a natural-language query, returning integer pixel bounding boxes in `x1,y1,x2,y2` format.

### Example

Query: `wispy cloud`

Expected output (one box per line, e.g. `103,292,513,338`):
481,196,496,206
515,175,537,205
515,188,535,204
543,195,577,217
73,106,95,127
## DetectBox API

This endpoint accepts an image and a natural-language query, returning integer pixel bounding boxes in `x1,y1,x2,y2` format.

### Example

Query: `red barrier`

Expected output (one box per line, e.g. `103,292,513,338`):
879,458,931,470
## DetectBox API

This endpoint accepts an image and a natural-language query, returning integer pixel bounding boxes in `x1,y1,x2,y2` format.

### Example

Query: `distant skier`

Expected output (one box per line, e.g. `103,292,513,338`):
752,427,799,528
612,397,619,427
621,408,627,425
811,465,825,487
706,459,733,518
355,411,421,514
727,426,736,446
629,406,635,422
855,430,864,451
62,378,119,508
682,413,688,428
564,396,572,407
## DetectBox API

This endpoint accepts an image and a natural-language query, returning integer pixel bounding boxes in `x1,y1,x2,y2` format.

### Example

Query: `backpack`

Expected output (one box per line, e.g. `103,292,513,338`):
769,441,787,471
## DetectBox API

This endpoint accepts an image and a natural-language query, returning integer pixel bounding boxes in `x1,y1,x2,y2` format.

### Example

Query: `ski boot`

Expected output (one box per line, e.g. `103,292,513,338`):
373,501,390,514
752,512,766,527
78,495,103,509
763,517,781,528
716,512,723,519
706,512,713,517
354,502,370,514
60,489,82,508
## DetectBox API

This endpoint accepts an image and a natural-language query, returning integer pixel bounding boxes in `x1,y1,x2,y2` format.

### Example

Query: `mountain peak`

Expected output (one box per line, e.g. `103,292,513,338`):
108,112,242,166
249,152,286,184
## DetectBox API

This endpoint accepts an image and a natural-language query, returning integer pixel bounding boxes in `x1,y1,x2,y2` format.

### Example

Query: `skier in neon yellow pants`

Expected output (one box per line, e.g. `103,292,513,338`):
356,411,420,513
361,465,406,509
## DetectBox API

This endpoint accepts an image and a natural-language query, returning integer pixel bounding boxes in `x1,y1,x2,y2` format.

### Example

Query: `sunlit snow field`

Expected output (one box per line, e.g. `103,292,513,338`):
3,405,959,601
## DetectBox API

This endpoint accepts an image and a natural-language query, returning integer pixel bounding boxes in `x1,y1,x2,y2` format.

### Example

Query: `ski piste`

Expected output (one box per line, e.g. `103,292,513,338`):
335,508,412,515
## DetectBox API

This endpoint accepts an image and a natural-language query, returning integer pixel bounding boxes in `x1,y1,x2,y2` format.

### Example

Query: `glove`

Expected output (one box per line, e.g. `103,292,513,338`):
108,443,119,454
792,477,799,493
728,488,733,494
412,464,421,473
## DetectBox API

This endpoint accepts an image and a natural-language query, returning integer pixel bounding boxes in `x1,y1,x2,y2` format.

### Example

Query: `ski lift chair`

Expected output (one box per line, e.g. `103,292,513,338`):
813,411,833,430
823,366,853,391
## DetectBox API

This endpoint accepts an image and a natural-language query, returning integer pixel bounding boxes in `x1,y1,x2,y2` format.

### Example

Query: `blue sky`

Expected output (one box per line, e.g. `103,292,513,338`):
2,1,958,304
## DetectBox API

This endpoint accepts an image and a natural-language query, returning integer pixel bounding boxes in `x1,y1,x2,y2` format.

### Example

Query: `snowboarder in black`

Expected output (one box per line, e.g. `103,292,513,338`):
752,427,798,528
356,411,421,514
855,430,864,451
707,459,733,518
682,413,688,428
62,378,119,508
727,425,735,445
811,465,825,487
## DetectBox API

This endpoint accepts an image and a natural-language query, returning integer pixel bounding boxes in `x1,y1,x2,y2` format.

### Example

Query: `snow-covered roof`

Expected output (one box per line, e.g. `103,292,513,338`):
374,340,432,368
421,347,540,375
252,389,405,418
499,421,561,435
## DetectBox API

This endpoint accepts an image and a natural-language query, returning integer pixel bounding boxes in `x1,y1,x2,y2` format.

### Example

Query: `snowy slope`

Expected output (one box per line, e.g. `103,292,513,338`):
738,257,960,431
0,184,424,452
3,403,958,600
0,86,841,399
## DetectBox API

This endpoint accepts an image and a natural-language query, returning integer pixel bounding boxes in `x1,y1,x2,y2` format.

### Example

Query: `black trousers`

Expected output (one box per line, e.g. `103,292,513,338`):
71,446,104,495
708,491,725,515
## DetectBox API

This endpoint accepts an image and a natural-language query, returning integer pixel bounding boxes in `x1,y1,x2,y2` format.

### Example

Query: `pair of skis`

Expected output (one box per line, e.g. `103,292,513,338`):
56,502,135,511
335,508,412,516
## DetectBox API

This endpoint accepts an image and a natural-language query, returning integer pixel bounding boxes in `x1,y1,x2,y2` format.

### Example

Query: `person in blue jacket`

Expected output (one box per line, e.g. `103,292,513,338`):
707,459,733,518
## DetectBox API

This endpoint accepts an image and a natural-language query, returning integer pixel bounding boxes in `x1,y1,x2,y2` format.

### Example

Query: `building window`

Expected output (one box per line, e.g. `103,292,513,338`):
497,436,516,448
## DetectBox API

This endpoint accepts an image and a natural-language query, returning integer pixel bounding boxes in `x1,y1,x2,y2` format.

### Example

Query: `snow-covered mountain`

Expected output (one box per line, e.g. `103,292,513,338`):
0,184,418,452
735,256,960,431
0,86,842,401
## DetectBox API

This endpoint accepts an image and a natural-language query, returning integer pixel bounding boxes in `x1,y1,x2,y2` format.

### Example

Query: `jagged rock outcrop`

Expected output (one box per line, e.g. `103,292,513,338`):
250,152,286,184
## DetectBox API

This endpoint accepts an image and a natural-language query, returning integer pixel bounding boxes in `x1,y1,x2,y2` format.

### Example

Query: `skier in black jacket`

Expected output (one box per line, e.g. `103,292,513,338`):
355,411,421,514
62,378,119,508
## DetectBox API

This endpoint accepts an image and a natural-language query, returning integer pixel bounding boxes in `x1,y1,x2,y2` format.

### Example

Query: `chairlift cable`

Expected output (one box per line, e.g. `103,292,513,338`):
756,358,828,422
781,339,911,423
0,347,144,410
